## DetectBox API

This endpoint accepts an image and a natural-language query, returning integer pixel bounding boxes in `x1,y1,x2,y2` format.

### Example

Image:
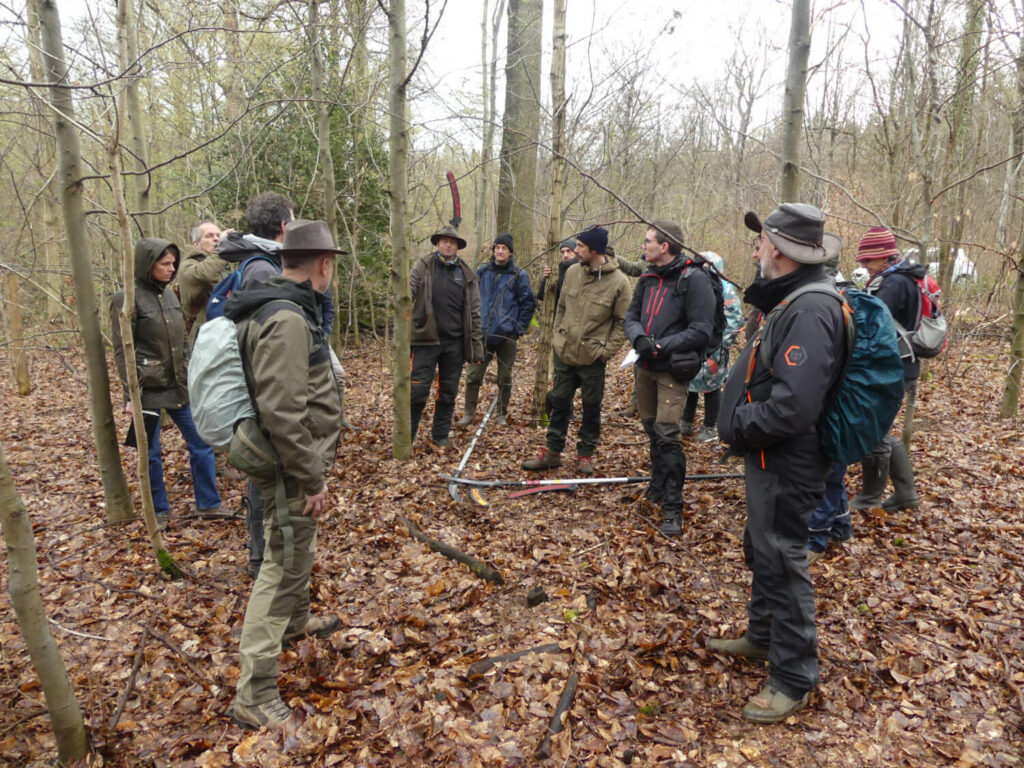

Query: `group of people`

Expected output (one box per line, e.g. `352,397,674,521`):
111,194,925,730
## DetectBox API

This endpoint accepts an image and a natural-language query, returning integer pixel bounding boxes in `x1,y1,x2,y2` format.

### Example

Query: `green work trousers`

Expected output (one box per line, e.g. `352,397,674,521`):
465,338,518,388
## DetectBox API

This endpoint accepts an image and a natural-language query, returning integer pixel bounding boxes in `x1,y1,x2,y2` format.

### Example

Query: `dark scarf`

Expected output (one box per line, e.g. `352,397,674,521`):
743,264,827,315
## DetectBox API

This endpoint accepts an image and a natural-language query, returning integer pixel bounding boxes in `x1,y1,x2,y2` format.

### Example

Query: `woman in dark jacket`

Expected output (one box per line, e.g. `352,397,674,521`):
111,238,221,526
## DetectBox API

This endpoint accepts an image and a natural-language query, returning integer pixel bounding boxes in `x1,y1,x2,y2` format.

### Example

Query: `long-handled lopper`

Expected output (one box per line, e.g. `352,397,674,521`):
447,394,500,503
440,471,744,505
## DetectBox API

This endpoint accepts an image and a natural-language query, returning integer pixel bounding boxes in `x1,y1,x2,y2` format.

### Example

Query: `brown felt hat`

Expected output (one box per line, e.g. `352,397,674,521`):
430,224,467,250
279,219,349,256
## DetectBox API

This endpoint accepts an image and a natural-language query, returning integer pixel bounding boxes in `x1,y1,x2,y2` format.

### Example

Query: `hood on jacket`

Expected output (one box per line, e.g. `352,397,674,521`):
216,230,283,265
582,255,623,278
222,275,322,326
134,238,179,289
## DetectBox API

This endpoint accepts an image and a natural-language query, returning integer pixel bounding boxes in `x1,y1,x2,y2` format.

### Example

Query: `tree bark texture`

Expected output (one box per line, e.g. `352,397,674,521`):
780,0,810,202
6,272,32,395
116,0,151,233
33,0,134,522
496,0,543,259
531,0,566,421
0,440,90,763
388,0,412,459
1000,23,1024,417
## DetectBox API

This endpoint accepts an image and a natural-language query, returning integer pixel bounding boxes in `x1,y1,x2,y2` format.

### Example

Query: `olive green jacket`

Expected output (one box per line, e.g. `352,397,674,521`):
553,257,631,366
227,277,342,497
175,244,232,344
110,238,189,409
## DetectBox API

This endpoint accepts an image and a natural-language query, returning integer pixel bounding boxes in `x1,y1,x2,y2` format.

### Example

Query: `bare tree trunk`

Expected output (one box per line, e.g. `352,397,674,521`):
33,0,134,523
388,0,412,459
108,99,180,574
116,0,150,234
5,271,32,395
221,1,244,125
0,440,90,764
1000,14,1024,417
475,0,490,258
25,0,63,322
779,0,810,201
496,0,542,259
531,0,566,422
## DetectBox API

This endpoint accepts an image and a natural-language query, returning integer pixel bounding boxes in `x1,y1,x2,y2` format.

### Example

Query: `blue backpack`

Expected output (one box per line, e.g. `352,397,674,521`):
756,283,905,465
206,254,277,321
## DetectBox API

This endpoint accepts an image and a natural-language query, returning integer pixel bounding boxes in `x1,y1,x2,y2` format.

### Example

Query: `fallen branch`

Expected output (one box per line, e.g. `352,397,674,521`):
535,670,579,760
466,642,563,678
109,628,149,730
398,516,503,584
147,627,221,695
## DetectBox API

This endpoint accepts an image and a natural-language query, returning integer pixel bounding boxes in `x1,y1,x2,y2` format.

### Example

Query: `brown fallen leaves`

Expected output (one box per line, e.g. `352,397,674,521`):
1,334,1022,766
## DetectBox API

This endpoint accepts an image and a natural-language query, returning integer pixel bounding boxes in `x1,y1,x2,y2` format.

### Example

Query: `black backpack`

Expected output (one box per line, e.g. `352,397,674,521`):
673,255,726,357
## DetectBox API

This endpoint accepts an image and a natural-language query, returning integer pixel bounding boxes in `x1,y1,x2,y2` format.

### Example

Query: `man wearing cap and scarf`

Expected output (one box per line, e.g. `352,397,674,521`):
849,226,922,512
456,233,535,427
523,225,631,475
409,225,483,447
711,203,848,723
624,220,718,536
224,219,345,730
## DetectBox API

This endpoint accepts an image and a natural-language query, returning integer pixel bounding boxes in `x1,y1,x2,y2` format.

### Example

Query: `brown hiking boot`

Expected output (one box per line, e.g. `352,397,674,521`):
282,613,341,648
229,697,294,730
522,448,562,471
706,635,769,661
741,684,810,723
577,456,595,475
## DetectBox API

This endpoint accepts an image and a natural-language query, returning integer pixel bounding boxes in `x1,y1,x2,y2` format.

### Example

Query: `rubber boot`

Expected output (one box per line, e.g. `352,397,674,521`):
494,385,511,426
882,439,920,511
455,385,480,428
658,430,685,537
850,454,889,511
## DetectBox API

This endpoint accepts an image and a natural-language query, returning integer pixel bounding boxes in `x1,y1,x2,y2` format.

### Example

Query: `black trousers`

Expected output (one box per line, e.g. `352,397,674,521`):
411,338,464,442
742,455,827,698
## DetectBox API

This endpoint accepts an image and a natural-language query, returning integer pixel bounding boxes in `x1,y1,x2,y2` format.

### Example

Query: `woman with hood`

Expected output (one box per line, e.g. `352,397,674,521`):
111,238,221,528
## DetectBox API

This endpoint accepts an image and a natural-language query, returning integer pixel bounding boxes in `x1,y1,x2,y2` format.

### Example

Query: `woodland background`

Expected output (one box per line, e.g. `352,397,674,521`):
1,0,1024,764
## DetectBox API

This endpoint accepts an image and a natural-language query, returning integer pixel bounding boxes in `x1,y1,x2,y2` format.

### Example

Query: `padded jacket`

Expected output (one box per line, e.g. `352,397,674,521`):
410,252,483,361
477,256,536,346
110,238,189,410
866,260,925,381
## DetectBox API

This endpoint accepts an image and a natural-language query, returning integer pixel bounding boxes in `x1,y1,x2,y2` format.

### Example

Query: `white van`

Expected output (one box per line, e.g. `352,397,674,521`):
902,247,977,283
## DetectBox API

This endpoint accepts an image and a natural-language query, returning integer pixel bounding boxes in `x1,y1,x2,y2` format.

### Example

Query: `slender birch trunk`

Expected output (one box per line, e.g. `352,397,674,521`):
33,0,134,522
779,0,810,201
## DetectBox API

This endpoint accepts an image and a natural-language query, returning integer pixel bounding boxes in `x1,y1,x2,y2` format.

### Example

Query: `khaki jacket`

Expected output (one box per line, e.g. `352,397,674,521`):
553,257,631,366
110,238,189,409
227,277,342,497
410,252,483,361
175,245,232,344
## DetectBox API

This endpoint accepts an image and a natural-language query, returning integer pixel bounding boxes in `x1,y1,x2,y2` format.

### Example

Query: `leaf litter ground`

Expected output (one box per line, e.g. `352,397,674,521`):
0,335,1022,767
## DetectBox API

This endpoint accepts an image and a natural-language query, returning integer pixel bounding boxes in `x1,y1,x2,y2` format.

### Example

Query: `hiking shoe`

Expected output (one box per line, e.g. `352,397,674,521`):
697,426,717,443
660,511,682,536
282,613,341,648
706,635,769,661
230,697,294,730
522,448,562,471
493,412,508,426
155,513,169,532
807,548,825,566
577,456,595,475
679,419,694,436
433,437,452,449
741,684,810,723
197,505,223,519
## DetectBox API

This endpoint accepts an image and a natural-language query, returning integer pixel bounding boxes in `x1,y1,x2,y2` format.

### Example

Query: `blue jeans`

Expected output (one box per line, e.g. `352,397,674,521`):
808,460,851,552
148,404,220,514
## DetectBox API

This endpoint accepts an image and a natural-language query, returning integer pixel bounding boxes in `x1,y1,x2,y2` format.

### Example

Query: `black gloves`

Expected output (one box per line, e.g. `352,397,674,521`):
634,335,656,359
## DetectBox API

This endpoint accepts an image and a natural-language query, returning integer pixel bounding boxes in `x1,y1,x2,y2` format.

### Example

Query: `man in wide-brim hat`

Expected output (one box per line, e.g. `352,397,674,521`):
408,224,482,448
709,202,848,724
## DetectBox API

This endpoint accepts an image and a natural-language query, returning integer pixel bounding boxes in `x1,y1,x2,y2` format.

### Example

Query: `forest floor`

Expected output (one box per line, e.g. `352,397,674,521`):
0,331,1022,767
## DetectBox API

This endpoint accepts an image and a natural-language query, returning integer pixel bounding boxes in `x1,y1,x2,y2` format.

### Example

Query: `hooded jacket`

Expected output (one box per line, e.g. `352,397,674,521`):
410,251,484,361
224,276,342,497
478,255,536,346
553,256,631,366
174,244,232,341
624,255,717,373
110,238,189,410
866,259,925,381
